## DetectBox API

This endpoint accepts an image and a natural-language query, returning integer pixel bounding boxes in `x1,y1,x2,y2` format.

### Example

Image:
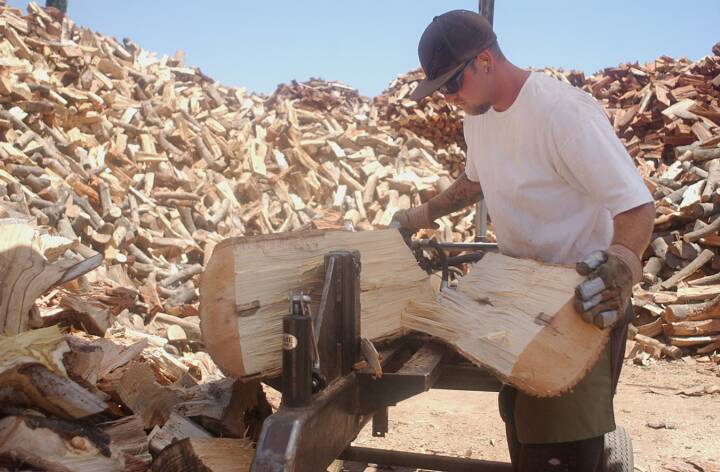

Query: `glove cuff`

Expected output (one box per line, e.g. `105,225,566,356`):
608,244,642,284
408,202,434,229
421,202,433,226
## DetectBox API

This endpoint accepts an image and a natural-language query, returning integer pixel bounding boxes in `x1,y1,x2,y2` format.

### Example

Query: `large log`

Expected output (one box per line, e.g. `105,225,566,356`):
200,230,607,397
200,229,428,379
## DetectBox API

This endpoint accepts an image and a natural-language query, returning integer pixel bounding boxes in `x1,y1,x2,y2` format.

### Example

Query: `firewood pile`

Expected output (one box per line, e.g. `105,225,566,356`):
581,53,720,361
372,69,467,174
0,0,719,468
0,0,474,341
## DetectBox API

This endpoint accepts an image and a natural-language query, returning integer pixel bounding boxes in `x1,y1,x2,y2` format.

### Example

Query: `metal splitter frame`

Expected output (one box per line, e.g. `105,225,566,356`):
251,250,511,472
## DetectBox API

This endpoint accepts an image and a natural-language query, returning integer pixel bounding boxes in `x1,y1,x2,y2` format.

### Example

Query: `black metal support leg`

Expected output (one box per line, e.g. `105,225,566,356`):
281,299,312,408
372,407,388,438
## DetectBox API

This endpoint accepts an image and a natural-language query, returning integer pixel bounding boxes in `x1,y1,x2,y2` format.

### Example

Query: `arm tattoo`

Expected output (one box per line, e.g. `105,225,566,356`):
428,172,484,220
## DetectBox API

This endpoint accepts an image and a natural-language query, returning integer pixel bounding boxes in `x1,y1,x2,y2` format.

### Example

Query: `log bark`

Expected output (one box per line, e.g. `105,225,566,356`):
637,317,664,338
0,416,127,472
150,438,254,472
0,326,109,419
660,249,714,288
664,319,720,336
669,334,720,347
0,364,108,419
634,333,682,359
664,295,720,322
684,215,720,242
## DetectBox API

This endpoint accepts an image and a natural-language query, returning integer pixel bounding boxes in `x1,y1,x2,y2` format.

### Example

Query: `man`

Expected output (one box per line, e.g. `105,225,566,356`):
392,10,655,471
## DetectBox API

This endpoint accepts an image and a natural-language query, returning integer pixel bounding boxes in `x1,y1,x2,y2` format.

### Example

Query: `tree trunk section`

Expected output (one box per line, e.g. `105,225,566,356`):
200,230,608,397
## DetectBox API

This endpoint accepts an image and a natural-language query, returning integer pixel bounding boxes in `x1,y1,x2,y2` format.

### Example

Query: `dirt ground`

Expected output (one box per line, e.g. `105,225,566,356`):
341,359,720,471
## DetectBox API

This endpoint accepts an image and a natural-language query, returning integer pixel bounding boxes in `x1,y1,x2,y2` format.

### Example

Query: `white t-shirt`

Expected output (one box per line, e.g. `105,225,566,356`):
464,72,653,265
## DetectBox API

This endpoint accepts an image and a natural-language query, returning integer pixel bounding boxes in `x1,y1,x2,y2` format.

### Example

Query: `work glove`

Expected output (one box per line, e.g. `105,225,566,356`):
574,245,642,329
389,203,438,232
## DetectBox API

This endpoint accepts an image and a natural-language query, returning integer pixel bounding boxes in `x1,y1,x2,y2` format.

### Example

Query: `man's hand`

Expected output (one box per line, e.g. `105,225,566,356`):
574,245,642,329
390,203,438,232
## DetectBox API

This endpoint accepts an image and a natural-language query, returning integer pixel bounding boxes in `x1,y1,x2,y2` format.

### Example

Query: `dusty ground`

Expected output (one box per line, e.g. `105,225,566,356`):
341,359,720,471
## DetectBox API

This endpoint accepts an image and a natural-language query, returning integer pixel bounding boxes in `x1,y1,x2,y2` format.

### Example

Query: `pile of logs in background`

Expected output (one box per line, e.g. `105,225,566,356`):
0,2,719,470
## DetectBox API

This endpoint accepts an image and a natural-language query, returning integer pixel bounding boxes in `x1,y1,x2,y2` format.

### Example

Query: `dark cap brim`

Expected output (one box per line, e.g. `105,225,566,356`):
409,60,467,101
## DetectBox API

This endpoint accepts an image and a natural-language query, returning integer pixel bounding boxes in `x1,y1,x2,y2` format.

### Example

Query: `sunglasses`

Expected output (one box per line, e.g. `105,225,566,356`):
438,58,474,95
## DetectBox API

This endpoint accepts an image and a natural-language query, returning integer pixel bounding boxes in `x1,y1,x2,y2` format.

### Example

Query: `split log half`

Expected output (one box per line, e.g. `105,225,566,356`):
200,230,426,379
404,251,605,397
200,229,607,397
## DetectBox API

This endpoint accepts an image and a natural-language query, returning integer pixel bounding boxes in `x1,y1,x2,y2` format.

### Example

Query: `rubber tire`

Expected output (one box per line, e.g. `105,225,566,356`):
603,426,633,472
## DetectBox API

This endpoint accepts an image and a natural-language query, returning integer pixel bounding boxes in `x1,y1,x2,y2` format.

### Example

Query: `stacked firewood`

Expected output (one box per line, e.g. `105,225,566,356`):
0,0,475,339
577,55,720,359
372,69,467,175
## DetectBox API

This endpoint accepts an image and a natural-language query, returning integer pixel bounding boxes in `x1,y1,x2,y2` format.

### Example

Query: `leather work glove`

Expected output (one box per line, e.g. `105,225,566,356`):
389,203,438,232
574,245,642,329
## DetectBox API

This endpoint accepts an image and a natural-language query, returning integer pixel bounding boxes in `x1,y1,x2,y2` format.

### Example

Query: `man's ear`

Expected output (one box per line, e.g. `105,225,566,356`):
477,51,492,72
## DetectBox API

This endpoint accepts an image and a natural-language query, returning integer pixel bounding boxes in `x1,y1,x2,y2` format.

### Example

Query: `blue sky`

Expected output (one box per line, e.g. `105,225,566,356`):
7,1,719,97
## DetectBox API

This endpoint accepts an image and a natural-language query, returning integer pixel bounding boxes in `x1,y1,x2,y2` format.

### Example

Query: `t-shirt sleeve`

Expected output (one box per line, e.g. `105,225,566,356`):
550,93,653,217
463,118,480,182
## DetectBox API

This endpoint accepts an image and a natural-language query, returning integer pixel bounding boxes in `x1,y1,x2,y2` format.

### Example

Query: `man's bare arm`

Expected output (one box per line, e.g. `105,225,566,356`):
390,172,483,231
611,202,654,257
428,172,484,220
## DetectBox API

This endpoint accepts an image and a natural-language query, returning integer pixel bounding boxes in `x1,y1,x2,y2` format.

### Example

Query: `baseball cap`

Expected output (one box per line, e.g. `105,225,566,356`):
410,10,497,101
